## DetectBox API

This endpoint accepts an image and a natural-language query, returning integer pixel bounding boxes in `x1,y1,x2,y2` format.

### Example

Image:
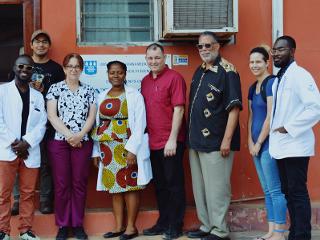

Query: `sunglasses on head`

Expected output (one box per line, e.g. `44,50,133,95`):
16,64,34,71
196,43,217,50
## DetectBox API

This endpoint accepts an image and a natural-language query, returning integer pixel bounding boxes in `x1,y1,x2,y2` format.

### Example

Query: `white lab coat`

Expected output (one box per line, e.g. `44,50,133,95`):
0,80,47,168
92,86,152,188
269,61,320,159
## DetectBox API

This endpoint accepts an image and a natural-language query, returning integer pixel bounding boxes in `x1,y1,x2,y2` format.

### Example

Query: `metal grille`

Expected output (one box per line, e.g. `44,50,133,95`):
80,0,154,43
173,0,233,30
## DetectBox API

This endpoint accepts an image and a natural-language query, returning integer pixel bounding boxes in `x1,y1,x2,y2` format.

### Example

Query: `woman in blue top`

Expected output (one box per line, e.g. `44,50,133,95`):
248,47,287,240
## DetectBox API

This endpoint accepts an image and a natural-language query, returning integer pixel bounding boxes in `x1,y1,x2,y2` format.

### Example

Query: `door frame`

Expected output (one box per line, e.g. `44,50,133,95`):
0,0,40,54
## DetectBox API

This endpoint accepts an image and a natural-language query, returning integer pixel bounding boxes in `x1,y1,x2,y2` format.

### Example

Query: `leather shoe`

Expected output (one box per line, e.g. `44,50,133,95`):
201,233,231,240
143,225,166,236
119,232,139,240
11,201,19,216
103,230,125,238
163,229,183,239
40,201,53,214
187,229,210,238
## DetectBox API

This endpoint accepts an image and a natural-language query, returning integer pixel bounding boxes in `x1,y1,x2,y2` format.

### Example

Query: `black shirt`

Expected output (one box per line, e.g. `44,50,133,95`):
188,56,242,152
31,59,65,139
17,86,30,137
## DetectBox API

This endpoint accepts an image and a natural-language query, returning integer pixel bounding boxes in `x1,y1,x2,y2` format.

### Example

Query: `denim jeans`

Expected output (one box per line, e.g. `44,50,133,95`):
276,157,311,240
253,150,287,224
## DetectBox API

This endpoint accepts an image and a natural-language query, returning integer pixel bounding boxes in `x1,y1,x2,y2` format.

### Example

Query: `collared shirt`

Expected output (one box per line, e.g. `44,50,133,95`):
141,65,187,150
188,56,242,152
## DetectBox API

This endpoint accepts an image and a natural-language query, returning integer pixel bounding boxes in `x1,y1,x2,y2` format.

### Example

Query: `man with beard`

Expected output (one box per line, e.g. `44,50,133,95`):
187,31,242,240
11,30,65,215
269,35,320,240
0,55,47,240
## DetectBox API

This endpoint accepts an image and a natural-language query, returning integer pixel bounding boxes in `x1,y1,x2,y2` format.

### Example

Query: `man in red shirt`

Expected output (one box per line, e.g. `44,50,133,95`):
141,43,186,240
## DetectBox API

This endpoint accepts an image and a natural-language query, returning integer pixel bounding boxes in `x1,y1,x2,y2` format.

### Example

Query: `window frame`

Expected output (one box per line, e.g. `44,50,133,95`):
76,0,160,46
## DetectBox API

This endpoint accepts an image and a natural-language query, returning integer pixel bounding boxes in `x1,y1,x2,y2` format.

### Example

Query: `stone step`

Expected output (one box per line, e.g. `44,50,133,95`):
9,203,320,237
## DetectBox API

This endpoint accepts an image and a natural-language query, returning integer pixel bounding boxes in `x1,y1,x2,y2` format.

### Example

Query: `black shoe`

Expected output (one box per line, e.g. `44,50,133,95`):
56,227,68,240
11,201,19,216
40,201,53,214
143,225,166,236
103,230,125,238
162,229,183,240
73,227,88,240
187,229,210,238
119,232,139,240
201,234,231,240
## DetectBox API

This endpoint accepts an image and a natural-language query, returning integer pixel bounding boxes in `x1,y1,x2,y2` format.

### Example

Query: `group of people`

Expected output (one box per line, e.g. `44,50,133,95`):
0,29,319,240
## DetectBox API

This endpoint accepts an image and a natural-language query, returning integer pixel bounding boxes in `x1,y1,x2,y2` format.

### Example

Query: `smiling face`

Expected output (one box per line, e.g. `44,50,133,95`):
108,63,126,88
249,52,269,78
14,56,34,83
31,35,51,58
198,35,220,65
63,57,82,82
272,39,294,68
145,47,166,76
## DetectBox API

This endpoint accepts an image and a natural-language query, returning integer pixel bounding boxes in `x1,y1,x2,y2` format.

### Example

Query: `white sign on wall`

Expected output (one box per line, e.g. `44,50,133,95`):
80,54,172,91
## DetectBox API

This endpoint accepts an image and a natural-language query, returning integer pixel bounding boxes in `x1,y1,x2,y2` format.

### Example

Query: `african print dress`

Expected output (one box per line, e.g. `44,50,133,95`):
92,92,143,193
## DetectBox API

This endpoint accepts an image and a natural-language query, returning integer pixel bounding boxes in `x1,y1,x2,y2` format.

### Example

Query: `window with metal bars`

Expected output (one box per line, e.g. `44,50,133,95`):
79,0,154,44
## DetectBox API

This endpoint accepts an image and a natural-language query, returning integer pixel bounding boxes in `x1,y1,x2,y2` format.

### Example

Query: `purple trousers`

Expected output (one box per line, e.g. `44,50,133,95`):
47,140,93,227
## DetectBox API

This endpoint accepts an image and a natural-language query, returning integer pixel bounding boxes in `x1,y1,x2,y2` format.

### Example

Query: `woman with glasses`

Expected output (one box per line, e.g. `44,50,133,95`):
46,53,96,240
247,46,287,240
91,60,152,240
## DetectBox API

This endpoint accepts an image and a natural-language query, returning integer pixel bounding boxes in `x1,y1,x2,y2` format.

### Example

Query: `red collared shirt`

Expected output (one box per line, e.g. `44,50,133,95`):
141,65,186,150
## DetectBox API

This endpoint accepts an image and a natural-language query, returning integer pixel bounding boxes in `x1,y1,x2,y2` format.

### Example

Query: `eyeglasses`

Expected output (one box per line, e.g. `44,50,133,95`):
196,43,217,50
270,47,290,55
65,65,81,71
16,64,34,71
33,40,50,45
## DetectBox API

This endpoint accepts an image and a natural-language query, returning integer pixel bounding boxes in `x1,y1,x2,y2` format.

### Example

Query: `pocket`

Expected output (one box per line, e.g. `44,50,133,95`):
155,87,170,105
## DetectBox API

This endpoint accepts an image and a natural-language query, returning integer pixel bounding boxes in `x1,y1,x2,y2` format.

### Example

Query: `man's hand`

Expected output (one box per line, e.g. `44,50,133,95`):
220,138,231,158
164,139,177,157
126,152,137,165
11,140,30,159
273,126,288,134
30,81,44,93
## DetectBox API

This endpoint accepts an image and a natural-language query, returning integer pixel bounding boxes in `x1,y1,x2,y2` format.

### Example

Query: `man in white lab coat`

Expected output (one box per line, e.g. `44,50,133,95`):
0,55,47,240
269,35,320,240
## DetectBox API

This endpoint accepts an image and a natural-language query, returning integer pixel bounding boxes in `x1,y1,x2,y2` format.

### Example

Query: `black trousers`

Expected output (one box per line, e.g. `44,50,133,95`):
150,142,186,231
276,157,311,240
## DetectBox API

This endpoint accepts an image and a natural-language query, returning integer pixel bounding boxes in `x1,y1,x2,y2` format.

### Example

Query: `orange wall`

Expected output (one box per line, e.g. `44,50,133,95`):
41,0,320,207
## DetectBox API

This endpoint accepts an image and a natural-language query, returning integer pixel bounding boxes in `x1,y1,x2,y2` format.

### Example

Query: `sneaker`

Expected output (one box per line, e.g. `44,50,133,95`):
56,227,69,240
11,201,19,216
73,227,88,240
0,231,10,240
19,230,39,240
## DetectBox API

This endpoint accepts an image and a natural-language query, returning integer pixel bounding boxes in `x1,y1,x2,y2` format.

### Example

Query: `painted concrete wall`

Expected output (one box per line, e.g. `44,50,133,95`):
41,0,320,207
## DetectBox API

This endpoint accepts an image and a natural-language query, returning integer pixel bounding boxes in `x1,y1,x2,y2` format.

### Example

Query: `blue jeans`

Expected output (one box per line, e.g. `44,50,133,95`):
254,150,287,224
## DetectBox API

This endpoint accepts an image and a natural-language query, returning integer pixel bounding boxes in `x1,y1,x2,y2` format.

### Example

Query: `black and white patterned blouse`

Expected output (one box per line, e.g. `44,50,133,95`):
46,81,95,141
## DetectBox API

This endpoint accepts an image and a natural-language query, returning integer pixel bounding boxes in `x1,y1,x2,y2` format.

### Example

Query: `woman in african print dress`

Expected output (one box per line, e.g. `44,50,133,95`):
92,61,152,240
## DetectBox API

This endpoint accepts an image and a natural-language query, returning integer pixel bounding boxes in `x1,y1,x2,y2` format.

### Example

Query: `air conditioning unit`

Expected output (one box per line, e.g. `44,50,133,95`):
160,0,238,41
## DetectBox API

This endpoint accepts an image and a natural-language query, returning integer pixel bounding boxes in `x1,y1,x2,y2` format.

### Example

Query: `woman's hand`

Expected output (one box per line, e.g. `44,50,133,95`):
92,157,101,168
67,132,84,147
252,143,262,157
248,139,255,156
126,152,137,165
